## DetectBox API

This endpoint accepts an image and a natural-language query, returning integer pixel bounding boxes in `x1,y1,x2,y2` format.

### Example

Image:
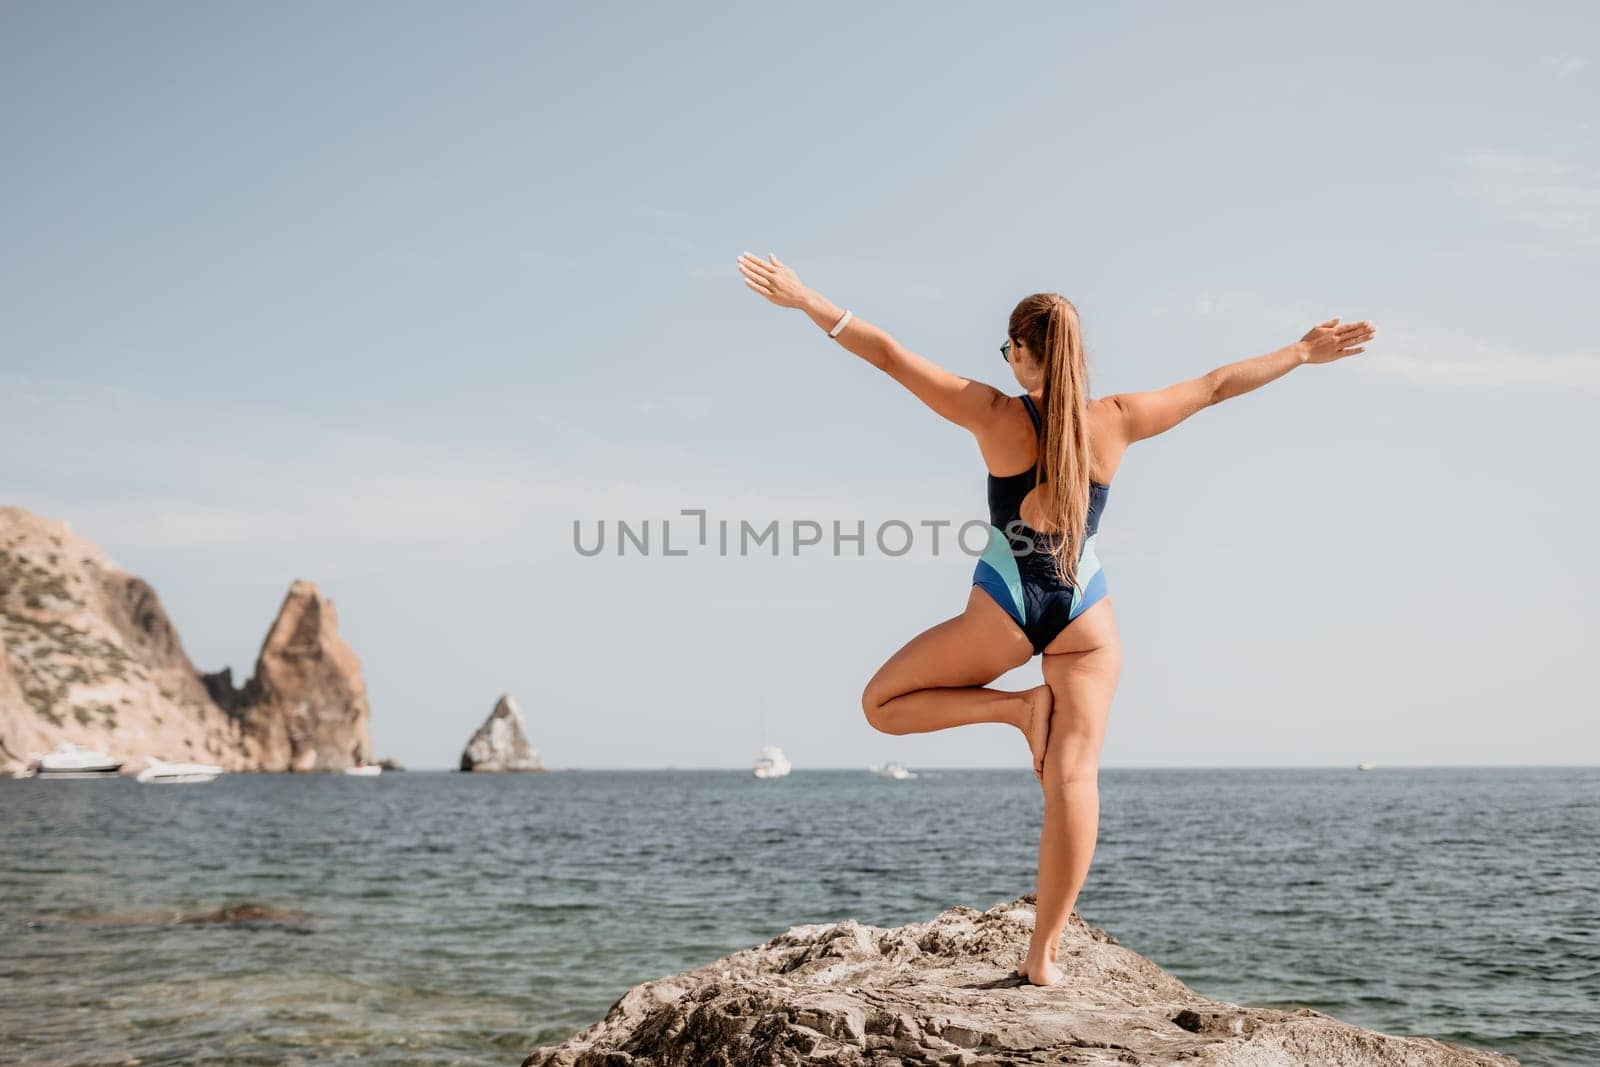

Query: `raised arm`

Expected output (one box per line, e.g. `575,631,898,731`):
1107,317,1376,445
737,251,1004,432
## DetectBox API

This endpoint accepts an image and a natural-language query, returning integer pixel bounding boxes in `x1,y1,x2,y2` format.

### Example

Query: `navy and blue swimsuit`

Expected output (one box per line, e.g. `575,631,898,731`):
972,394,1110,655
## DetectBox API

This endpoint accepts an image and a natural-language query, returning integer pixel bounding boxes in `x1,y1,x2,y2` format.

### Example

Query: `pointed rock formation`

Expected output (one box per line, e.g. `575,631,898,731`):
230,580,374,773
525,895,1515,1067
0,507,379,774
0,507,247,770
460,694,544,772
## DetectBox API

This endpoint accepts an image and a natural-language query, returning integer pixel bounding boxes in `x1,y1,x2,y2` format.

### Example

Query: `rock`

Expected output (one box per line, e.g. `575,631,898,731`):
523,895,1516,1067
378,756,405,771
0,507,379,773
232,580,374,773
460,693,544,772
0,507,249,771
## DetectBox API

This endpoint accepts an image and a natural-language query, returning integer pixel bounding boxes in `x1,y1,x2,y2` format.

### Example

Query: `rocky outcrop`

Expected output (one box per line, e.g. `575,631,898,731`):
0,507,248,770
459,693,544,772
524,895,1515,1067
0,507,376,773
228,580,374,773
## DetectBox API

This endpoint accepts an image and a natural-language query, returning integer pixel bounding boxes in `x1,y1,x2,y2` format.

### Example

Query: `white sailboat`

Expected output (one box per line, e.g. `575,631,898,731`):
751,715,791,780
137,757,223,784
753,744,791,779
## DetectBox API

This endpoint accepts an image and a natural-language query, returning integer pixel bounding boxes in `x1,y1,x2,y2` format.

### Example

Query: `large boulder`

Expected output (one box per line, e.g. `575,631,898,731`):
460,693,544,772
524,895,1516,1067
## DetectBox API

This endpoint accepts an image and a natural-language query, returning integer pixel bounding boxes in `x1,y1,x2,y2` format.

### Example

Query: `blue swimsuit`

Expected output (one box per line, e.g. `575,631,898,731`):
972,394,1110,655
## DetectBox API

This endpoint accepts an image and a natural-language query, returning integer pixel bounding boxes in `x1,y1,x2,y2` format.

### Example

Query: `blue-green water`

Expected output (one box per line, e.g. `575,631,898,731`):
1,768,1594,1065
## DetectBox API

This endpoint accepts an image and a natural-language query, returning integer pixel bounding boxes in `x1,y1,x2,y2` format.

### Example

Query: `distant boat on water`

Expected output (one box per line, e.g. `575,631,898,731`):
137,758,223,784
344,762,383,777
37,741,123,779
869,761,916,780
1357,761,1377,771
752,745,791,779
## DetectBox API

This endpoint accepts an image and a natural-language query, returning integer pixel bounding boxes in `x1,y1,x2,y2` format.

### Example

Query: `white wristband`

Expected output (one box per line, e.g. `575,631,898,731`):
828,309,853,337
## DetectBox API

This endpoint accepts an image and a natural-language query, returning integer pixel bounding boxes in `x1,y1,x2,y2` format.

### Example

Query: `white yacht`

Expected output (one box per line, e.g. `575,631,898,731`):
752,745,791,779
37,741,123,779
137,757,223,784
1357,761,1377,771
869,761,917,780
344,762,382,777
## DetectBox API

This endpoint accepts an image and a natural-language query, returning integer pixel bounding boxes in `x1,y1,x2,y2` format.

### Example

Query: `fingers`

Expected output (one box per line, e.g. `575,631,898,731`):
739,251,775,278
738,260,774,292
743,277,773,297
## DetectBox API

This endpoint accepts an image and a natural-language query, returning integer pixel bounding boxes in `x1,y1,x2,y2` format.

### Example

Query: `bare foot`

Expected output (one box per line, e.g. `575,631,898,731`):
1022,685,1052,782
1015,939,1060,980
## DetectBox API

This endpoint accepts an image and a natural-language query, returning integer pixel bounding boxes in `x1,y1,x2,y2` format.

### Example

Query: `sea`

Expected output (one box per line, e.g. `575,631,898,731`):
1,767,1594,1066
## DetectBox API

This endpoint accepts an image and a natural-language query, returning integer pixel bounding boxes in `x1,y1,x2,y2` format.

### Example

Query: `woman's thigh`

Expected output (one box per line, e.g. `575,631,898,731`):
863,586,1034,707
1039,614,1123,774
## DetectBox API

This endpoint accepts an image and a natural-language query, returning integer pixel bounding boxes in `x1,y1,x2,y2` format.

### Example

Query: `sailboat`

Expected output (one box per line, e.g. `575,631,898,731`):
751,718,791,779
753,744,791,779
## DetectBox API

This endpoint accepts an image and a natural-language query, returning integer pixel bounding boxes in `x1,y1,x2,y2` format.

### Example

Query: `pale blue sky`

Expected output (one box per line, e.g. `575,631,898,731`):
3,2,1595,769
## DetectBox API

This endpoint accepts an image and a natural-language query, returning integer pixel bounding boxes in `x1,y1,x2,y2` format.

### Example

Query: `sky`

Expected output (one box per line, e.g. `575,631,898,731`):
2,2,1595,769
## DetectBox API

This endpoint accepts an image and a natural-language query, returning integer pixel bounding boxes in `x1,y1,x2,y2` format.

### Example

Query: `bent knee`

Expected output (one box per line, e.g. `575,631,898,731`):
860,684,898,734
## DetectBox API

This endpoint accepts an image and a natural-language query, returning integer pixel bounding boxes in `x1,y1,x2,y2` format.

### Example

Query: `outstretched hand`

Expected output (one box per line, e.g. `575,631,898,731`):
737,251,810,309
1300,318,1377,364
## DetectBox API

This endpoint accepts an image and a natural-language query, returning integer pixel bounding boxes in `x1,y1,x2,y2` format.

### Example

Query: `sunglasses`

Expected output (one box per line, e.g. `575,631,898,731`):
1000,338,1013,362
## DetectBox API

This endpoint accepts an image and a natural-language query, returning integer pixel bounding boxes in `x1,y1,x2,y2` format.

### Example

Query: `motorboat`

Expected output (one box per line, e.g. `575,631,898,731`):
1357,761,1377,771
137,757,223,784
752,745,791,779
37,741,123,778
869,761,916,780
344,762,382,776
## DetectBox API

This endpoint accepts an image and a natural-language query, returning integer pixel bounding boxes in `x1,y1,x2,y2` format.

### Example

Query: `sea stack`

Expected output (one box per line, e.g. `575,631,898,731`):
460,693,544,772
220,580,375,773
524,895,1516,1067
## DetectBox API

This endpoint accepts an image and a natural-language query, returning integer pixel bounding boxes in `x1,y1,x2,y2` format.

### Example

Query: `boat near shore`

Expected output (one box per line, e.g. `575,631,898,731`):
36,741,123,779
137,758,224,784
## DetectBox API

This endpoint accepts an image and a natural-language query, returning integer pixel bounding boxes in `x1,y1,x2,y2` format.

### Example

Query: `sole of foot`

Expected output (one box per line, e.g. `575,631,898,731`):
1023,684,1052,782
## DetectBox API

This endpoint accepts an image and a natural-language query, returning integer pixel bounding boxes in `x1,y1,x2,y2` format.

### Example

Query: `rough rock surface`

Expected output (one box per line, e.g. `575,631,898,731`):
459,693,544,772
524,895,1515,1067
0,507,248,770
0,507,374,773
226,580,374,772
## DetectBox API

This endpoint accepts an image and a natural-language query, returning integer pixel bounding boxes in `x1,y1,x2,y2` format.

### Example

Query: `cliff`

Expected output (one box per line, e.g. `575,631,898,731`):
460,693,544,772
0,507,374,773
524,895,1515,1067
210,580,375,772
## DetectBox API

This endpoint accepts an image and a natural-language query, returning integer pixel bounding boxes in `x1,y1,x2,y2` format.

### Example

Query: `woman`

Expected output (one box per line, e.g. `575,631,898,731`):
736,251,1376,985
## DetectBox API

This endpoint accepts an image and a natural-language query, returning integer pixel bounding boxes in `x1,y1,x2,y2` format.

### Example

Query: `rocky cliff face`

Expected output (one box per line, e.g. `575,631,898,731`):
460,693,544,772
0,507,248,770
524,895,1516,1067
221,580,374,773
0,507,374,773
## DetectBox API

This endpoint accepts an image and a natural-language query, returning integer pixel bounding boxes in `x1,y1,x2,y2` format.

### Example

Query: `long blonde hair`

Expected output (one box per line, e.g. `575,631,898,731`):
1009,293,1093,588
